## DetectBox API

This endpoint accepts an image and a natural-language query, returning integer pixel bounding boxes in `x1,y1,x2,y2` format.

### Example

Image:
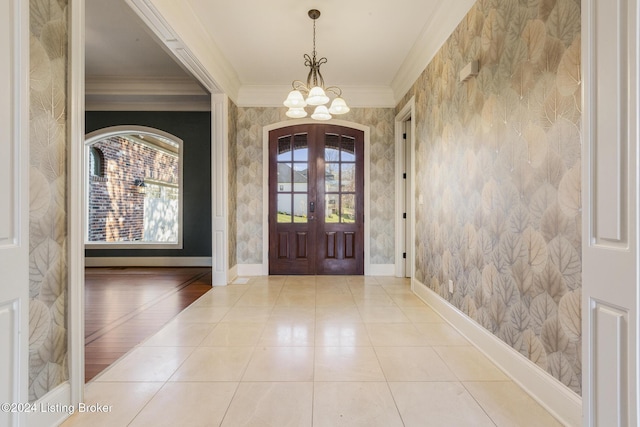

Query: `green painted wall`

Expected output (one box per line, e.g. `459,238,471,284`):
85,111,212,258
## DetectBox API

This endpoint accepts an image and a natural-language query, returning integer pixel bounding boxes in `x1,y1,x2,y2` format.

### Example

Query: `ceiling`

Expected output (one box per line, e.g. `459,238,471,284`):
85,0,475,109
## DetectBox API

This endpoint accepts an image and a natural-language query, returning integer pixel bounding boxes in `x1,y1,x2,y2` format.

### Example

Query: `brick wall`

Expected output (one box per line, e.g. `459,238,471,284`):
88,136,179,242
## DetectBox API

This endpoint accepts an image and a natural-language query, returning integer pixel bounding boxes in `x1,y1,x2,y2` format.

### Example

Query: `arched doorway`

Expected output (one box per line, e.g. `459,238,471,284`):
268,124,365,275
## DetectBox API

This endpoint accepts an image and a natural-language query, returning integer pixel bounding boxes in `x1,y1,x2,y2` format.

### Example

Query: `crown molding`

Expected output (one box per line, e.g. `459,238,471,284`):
85,75,210,111
236,84,396,108
85,94,211,111
85,75,208,96
104,0,475,110
391,0,475,104
125,0,241,101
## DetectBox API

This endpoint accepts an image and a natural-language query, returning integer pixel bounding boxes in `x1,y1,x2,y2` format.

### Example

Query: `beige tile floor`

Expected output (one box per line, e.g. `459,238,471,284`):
62,276,563,427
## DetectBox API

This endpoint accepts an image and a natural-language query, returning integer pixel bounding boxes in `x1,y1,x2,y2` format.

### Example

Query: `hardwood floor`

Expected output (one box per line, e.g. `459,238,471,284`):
84,267,212,382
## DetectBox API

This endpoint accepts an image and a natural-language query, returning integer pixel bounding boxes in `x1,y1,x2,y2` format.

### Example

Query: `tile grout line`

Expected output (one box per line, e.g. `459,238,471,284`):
459,381,500,427
215,282,252,427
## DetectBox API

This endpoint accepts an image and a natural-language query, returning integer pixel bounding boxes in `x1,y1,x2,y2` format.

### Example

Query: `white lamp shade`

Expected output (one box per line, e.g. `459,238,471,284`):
306,86,330,105
284,90,307,108
328,97,350,115
311,105,331,121
286,107,308,118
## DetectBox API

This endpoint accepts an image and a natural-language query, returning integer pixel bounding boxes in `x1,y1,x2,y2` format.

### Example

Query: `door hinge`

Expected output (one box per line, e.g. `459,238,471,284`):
403,173,406,179
402,213,406,219
403,252,407,259
403,133,407,140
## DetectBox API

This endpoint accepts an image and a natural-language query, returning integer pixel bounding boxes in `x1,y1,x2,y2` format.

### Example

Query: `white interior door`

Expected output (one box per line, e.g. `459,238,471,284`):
395,100,415,279
0,0,30,426
404,119,413,278
582,0,639,424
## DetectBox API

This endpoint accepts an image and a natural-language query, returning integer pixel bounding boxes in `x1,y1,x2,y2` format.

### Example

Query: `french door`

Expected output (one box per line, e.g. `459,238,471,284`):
269,124,364,275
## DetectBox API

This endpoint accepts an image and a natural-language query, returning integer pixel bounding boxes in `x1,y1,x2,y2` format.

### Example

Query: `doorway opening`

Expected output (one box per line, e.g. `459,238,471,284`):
395,98,416,278
268,124,365,275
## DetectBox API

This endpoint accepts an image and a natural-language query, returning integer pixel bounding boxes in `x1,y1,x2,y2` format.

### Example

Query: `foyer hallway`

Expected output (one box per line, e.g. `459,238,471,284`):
64,275,562,426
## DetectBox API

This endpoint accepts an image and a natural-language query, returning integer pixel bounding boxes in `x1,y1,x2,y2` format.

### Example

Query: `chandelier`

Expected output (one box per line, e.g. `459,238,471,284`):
283,9,350,120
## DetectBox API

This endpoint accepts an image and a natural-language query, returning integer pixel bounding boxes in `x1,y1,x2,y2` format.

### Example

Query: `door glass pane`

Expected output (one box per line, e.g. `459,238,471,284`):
341,163,355,191
293,133,308,161
277,194,292,223
325,163,339,192
325,195,339,222
325,134,340,161
292,163,308,192
277,163,292,192
293,194,308,223
278,136,292,161
341,136,355,161
341,194,356,223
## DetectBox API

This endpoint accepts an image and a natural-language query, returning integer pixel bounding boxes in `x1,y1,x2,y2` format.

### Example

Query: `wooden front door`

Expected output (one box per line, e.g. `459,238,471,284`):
269,124,364,275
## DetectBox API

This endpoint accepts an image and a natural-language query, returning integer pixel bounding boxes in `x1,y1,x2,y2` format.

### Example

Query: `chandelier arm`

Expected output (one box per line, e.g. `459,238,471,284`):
307,67,316,88
324,86,343,97
316,58,327,88
292,80,309,93
303,54,313,68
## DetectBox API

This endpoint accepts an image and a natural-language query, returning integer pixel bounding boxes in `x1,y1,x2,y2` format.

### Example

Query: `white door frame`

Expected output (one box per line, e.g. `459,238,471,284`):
210,93,229,285
262,120,371,275
105,0,229,286
394,98,416,278
67,0,86,408
0,0,29,425
66,0,230,420
581,0,639,424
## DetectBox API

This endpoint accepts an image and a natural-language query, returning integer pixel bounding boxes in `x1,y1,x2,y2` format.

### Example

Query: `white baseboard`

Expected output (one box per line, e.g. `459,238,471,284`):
237,264,266,276
367,264,395,276
26,382,71,427
85,257,212,267
227,264,238,284
412,279,582,427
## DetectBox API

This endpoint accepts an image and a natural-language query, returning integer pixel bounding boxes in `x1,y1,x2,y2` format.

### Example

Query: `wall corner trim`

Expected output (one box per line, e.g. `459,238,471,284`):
412,279,582,427
211,94,229,286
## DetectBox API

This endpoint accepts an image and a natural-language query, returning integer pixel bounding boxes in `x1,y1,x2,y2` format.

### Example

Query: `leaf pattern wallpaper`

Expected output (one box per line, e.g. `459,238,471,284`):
234,107,396,265
397,0,582,394
29,0,69,401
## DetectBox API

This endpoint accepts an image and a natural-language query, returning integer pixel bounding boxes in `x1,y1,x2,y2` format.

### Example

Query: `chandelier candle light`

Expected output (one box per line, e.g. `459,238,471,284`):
284,9,350,120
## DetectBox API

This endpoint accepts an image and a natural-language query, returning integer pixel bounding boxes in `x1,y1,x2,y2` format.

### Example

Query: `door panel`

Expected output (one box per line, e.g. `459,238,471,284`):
295,232,308,258
315,126,364,275
269,124,364,275
269,126,316,274
344,232,355,258
582,0,639,424
0,0,29,424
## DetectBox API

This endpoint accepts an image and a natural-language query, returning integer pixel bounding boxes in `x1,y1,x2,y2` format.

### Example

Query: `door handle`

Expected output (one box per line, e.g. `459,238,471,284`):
310,201,315,213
